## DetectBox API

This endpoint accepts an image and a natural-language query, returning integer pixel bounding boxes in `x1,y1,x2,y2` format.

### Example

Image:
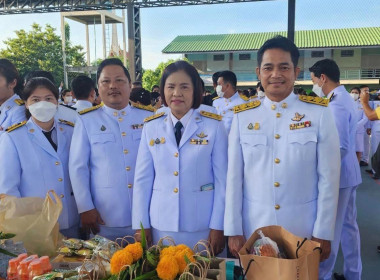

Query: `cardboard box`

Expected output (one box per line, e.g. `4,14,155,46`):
51,254,85,270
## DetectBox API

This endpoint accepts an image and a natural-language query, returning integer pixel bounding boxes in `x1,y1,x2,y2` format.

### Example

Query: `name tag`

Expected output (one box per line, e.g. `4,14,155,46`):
289,121,311,130
201,183,214,191
190,139,209,145
131,124,144,129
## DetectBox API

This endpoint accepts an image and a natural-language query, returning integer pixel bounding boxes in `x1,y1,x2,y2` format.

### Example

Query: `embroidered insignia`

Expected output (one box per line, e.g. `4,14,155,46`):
14,99,25,106
239,93,255,101
79,103,104,115
149,139,155,146
298,95,329,107
254,123,260,130
289,121,312,130
291,112,305,122
190,139,209,145
131,124,144,129
234,100,261,113
247,123,254,130
101,125,106,131
132,103,156,112
196,132,208,138
5,121,27,133
160,137,166,144
144,112,165,123
199,110,222,121
59,119,74,127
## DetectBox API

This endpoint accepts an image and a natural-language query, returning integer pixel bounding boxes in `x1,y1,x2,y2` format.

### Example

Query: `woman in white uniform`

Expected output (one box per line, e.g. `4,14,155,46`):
0,77,79,238
132,61,227,255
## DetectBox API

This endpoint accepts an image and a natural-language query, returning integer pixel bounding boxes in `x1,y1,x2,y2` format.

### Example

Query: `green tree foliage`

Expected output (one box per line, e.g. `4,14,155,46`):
0,23,85,85
142,57,190,91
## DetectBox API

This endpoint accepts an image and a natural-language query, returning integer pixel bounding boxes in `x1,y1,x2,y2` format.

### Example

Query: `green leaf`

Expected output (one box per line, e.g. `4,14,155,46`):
146,251,158,267
133,270,157,280
140,222,146,250
184,254,191,265
0,248,17,257
0,233,16,240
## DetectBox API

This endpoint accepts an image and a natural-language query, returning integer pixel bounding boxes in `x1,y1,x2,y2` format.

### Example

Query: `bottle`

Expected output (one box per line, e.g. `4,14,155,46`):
39,257,52,274
7,258,19,280
28,260,43,280
17,261,29,280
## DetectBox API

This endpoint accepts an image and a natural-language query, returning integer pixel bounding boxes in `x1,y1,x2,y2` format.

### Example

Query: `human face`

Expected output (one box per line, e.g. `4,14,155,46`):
98,65,131,110
0,75,16,104
256,48,300,102
310,72,327,97
26,87,58,108
350,89,360,95
360,87,369,95
164,70,194,119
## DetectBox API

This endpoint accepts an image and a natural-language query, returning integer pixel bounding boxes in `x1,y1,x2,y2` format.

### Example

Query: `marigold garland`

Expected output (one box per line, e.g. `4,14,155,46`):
156,255,180,280
175,247,195,273
110,249,133,275
124,242,143,262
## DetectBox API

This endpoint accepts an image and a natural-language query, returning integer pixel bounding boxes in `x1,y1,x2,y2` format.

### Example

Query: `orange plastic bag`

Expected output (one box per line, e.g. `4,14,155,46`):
0,190,63,256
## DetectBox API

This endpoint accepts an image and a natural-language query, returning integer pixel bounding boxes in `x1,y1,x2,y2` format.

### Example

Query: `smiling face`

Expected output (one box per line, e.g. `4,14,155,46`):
256,48,300,102
98,65,131,110
164,70,194,119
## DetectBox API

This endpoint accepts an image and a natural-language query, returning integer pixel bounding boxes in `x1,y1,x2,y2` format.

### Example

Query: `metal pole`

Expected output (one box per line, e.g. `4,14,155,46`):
101,13,107,59
61,14,68,88
85,24,90,66
127,2,136,82
122,9,127,67
287,0,296,42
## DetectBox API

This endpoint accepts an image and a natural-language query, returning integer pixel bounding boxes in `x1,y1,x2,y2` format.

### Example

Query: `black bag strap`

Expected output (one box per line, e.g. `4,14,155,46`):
296,238,308,258
238,256,255,279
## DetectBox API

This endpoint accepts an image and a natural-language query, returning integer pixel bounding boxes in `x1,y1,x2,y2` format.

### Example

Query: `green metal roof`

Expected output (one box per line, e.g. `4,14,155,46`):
162,27,380,53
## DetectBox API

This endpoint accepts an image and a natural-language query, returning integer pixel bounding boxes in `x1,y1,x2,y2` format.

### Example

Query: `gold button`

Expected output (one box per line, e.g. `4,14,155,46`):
174,171,179,176
121,132,126,136
113,112,118,116
60,194,64,198
29,129,35,133
173,188,179,193
55,162,60,165
118,117,123,122
274,182,280,187
271,104,276,110
274,158,280,164
174,152,179,157
58,178,63,182
275,134,280,139
121,111,126,115
276,113,281,118
126,166,131,171
275,204,280,210
128,184,132,188
123,149,128,154
281,103,287,109
60,127,64,131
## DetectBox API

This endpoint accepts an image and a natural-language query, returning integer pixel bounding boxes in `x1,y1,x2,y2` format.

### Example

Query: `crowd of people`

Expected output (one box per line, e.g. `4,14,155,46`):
0,35,379,280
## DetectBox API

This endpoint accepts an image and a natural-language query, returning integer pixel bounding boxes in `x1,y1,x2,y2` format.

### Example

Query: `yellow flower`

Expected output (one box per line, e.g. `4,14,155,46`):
160,246,178,259
110,250,133,275
157,255,179,280
124,242,143,262
175,247,195,273
175,244,190,251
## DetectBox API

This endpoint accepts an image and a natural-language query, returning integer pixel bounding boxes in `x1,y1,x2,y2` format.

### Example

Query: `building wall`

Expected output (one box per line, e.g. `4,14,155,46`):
332,48,362,69
361,48,380,68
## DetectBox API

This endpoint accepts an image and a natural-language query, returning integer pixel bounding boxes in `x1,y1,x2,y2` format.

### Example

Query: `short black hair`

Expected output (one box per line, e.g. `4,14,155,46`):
350,87,360,93
309,59,340,83
24,70,55,84
151,85,159,91
218,71,237,89
359,85,369,90
160,60,202,109
0,59,23,93
130,88,151,106
257,35,300,68
97,58,131,83
256,81,264,92
212,71,221,86
71,75,95,100
132,81,142,87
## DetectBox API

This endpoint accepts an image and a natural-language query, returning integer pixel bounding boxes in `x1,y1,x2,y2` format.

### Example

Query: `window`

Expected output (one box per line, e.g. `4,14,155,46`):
341,50,354,57
311,51,324,58
213,54,225,61
239,53,251,60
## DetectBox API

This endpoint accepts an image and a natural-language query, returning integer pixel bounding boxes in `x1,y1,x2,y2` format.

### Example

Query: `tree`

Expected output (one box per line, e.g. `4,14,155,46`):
0,23,85,85
142,57,190,91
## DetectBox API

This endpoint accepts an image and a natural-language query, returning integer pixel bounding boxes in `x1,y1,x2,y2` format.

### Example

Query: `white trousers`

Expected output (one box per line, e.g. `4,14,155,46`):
319,187,362,280
362,133,370,162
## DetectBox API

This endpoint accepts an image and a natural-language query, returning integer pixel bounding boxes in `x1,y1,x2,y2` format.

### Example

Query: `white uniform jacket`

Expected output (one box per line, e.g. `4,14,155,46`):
132,109,227,232
0,118,79,230
69,104,153,227
224,93,341,241
0,94,26,134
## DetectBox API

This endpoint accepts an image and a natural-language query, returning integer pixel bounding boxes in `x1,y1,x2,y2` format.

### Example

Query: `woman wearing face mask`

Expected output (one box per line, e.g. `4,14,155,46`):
0,77,80,238
132,61,227,255
61,89,75,106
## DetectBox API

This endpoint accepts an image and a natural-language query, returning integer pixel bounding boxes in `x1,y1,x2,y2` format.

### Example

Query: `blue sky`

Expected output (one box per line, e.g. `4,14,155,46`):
0,0,379,70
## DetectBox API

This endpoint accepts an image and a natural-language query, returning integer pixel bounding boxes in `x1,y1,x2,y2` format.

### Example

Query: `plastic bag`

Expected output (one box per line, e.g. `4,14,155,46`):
0,190,63,256
251,230,280,258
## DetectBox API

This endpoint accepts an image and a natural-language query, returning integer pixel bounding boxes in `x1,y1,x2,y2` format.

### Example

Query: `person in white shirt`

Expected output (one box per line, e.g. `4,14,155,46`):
70,75,96,113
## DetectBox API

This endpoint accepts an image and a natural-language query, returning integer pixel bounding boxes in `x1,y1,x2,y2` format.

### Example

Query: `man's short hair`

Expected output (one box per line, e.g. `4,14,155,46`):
71,75,95,100
97,58,131,83
218,71,237,89
151,85,159,91
359,85,369,90
309,59,340,83
132,81,142,87
212,71,221,86
257,35,300,68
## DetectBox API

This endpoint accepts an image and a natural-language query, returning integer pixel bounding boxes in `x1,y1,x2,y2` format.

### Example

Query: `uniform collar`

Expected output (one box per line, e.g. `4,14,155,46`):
224,91,239,102
170,108,194,130
263,92,297,112
103,104,131,118
74,100,92,107
327,85,345,98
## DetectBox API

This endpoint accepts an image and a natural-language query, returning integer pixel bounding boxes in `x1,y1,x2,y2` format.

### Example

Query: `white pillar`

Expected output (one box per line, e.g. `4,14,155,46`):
101,13,106,59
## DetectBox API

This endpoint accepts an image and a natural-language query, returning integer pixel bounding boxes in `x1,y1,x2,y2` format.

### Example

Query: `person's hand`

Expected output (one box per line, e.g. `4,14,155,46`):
208,229,226,256
360,91,370,104
81,208,105,235
367,128,372,135
134,228,152,247
228,235,246,258
311,236,331,262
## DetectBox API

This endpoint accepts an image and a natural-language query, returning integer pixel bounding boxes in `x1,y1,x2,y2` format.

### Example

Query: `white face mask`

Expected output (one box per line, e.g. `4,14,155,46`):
216,85,224,98
312,82,324,98
64,96,73,103
350,93,359,101
257,90,265,98
28,101,57,122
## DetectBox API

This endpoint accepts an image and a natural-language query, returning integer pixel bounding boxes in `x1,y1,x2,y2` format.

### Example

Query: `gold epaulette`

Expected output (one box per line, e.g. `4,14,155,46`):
144,112,165,123
212,96,220,101
132,103,156,112
299,95,329,107
234,100,261,113
6,121,27,132
239,93,255,101
199,110,222,121
59,119,74,127
14,99,25,106
79,103,104,115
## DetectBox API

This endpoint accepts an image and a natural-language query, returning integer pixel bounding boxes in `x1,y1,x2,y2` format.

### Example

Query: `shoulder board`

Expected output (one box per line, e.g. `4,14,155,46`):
14,99,25,106
79,103,104,115
212,96,220,101
59,119,74,127
234,100,261,113
60,104,76,110
238,93,253,101
6,121,27,133
144,112,165,123
299,95,329,107
132,103,156,112
199,110,222,121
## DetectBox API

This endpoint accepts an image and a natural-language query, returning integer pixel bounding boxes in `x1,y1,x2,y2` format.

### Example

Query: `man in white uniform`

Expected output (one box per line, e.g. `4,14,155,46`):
70,75,96,112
